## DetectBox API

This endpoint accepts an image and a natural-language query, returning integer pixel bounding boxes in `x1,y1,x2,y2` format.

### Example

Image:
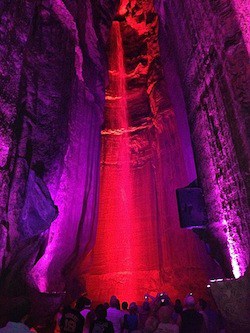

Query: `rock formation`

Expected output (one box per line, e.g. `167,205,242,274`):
0,0,118,313
84,0,221,303
155,0,250,278
0,0,249,328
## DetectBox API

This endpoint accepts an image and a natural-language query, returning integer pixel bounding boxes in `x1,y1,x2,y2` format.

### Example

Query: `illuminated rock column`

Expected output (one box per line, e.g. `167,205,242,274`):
85,0,220,303
156,0,250,277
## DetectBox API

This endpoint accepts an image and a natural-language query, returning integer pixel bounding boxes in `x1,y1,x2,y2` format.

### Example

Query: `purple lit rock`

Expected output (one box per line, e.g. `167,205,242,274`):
0,0,249,326
19,170,58,239
0,0,119,300
156,0,250,277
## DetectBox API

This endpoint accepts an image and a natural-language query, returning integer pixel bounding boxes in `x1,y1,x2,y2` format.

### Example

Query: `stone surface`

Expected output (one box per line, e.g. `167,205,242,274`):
210,267,250,332
0,0,118,301
19,170,58,239
0,0,249,327
84,0,222,304
155,0,250,277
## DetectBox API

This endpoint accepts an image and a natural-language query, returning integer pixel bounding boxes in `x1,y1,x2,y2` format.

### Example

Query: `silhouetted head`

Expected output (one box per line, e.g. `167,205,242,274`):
175,299,182,306
95,304,107,321
116,299,121,310
198,299,207,311
122,302,128,310
103,302,109,310
174,299,183,314
84,297,91,307
110,296,118,308
76,296,91,311
129,302,138,314
142,301,150,312
184,295,195,309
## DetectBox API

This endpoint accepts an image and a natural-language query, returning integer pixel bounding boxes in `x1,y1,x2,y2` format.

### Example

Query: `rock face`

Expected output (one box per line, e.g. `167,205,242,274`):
84,0,221,303
0,0,118,303
155,0,250,277
0,0,249,324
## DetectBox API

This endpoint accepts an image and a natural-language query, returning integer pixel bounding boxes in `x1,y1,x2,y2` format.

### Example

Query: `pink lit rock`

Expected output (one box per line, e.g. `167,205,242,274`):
156,0,250,277
0,0,119,305
0,1,249,327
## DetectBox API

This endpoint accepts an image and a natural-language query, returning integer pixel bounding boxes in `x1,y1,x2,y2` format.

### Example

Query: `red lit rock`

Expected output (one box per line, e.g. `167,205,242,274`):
84,0,221,303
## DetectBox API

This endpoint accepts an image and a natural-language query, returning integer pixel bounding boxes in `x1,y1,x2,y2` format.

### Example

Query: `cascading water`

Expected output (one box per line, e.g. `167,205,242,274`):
85,21,140,301
84,4,221,303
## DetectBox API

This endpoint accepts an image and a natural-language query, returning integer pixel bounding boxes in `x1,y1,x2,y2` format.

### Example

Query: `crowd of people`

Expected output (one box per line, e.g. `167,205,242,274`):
55,293,225,333
0,292,225,333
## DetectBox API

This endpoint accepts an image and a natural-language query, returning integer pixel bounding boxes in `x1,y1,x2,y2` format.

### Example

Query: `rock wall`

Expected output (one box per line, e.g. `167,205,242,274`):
0,0,249,322
84,0,221,303
155,0,250,277
0,0,118,303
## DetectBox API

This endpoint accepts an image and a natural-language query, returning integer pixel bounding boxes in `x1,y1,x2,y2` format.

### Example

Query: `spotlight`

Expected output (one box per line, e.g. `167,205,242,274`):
210,278,223,283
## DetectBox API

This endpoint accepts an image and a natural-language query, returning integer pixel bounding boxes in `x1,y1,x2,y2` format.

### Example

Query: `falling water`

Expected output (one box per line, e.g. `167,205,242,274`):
84,15,220,304
105,20,134,274
85,21,140,302
107,21,129,131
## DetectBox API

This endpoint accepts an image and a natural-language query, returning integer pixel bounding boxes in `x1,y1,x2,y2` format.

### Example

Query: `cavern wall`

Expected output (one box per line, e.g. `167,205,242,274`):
1,0,249,317
156,0,250,277
84,0,221,303
0,0,118,301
